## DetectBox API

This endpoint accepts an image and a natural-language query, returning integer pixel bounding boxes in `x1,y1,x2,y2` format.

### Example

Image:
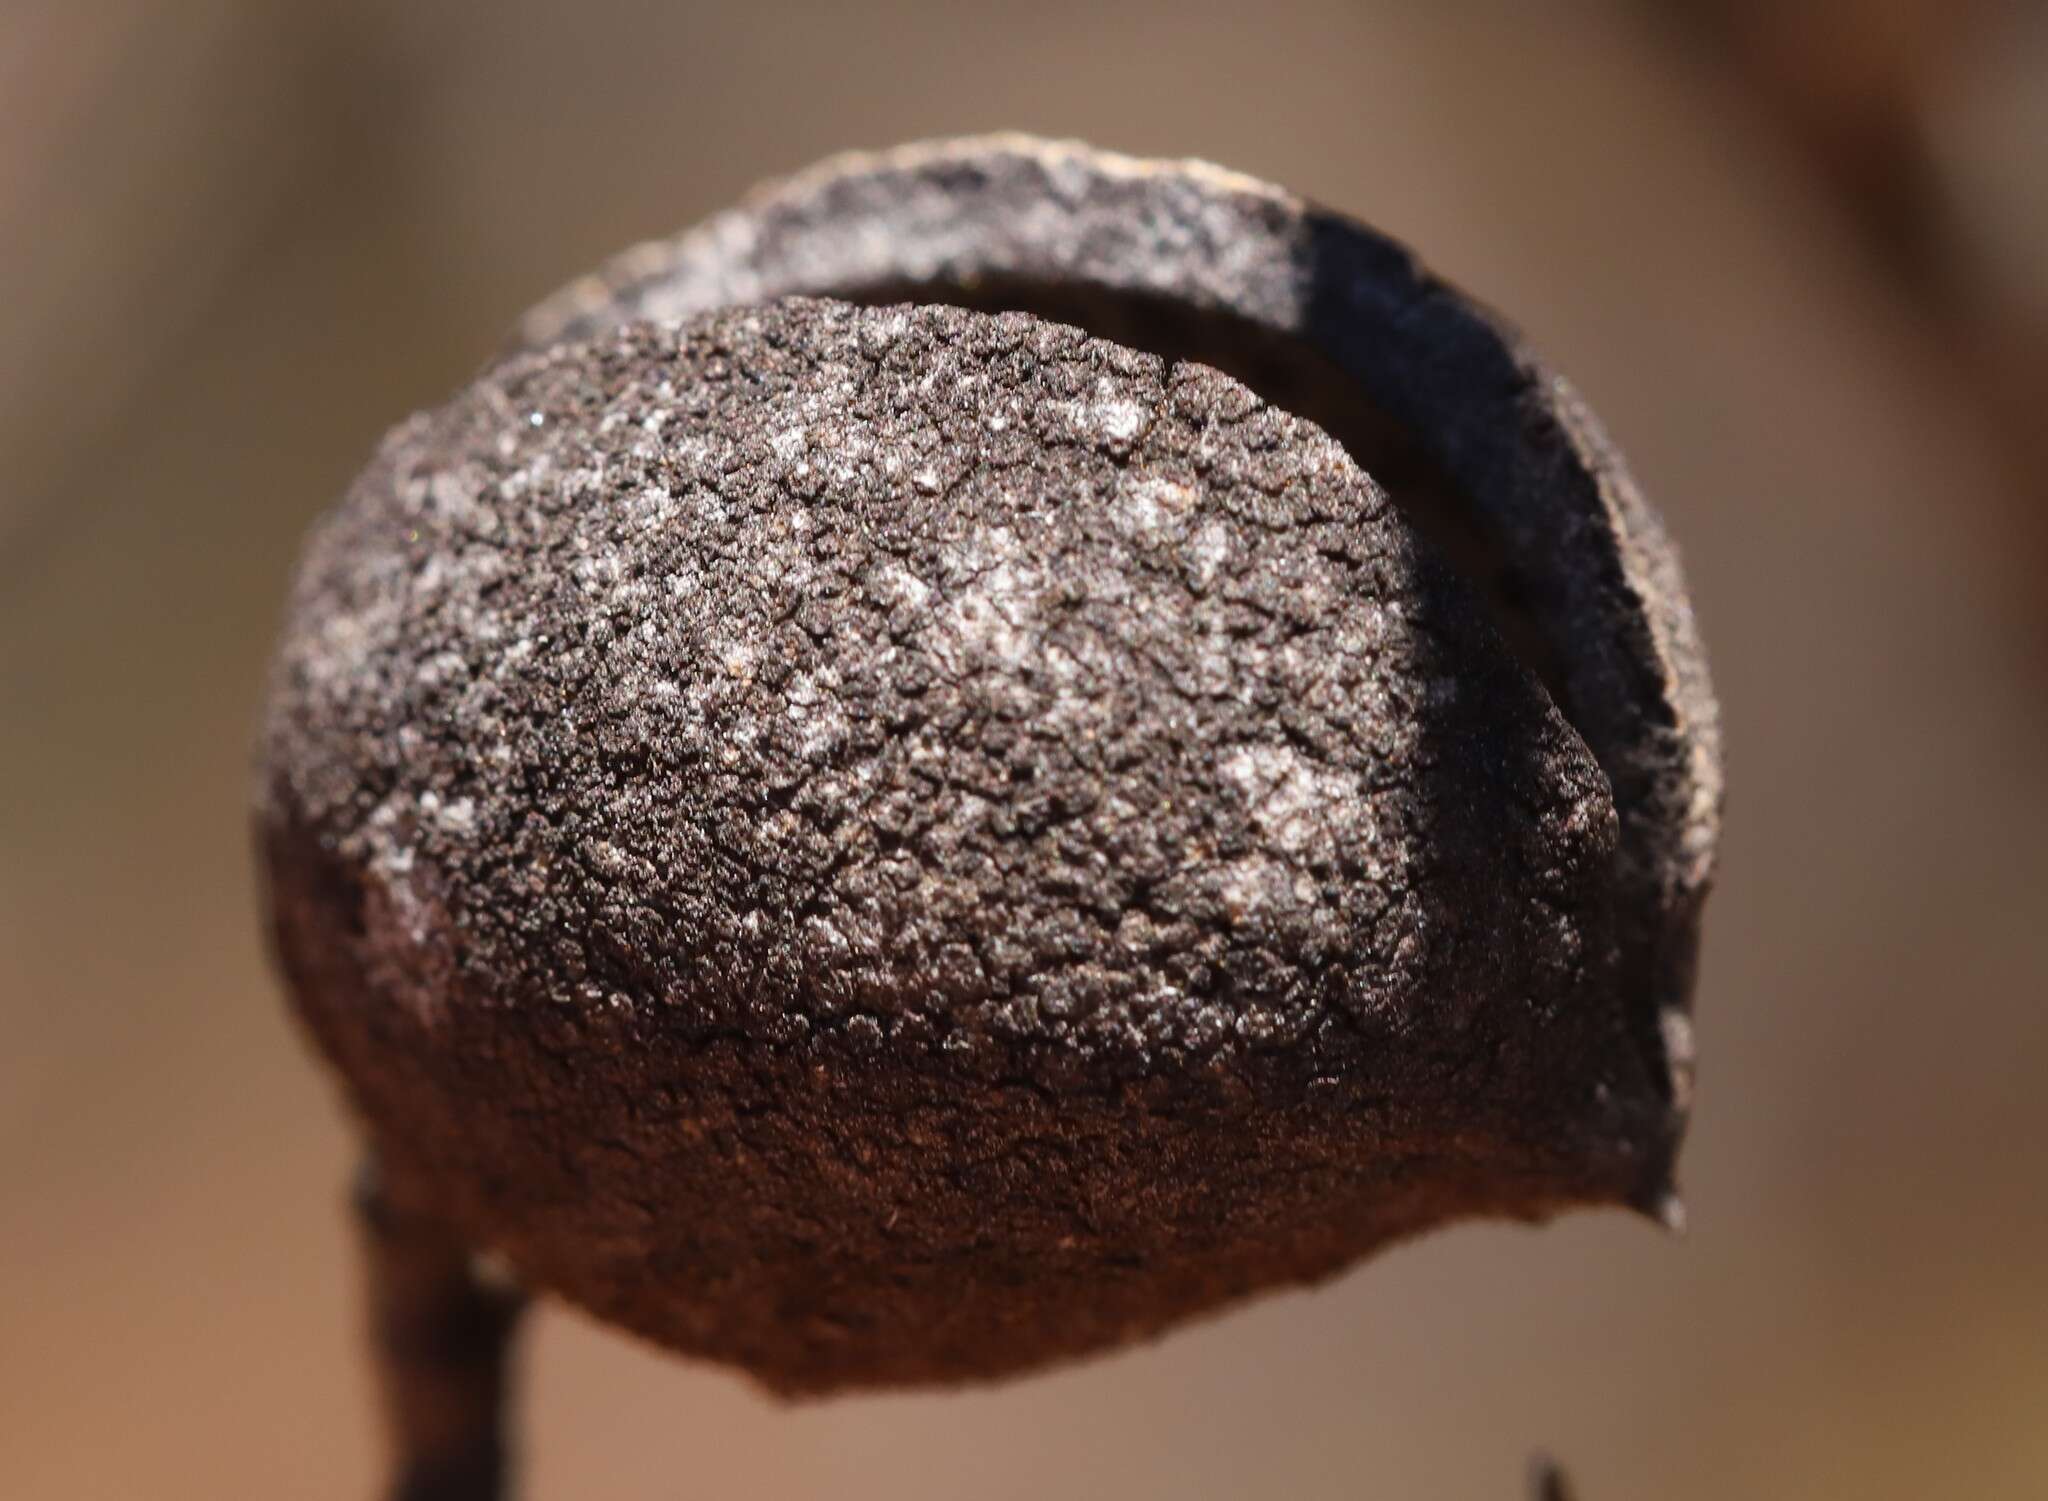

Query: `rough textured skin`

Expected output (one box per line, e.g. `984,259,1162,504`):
261,138,1723,1394
524,137,1724,1152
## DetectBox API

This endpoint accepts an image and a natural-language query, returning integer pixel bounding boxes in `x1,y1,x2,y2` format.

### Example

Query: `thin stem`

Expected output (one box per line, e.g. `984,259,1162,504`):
355,1160,528,1501
1529,1456,1577,1501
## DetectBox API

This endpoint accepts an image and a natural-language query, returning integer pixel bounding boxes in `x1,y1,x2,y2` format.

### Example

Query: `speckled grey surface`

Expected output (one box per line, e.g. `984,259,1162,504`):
523,137,1722,1162
259,139,1719,1393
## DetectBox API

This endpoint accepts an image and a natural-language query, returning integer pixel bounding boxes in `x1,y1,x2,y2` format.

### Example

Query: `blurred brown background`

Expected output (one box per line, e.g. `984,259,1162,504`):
4,2,2045,1497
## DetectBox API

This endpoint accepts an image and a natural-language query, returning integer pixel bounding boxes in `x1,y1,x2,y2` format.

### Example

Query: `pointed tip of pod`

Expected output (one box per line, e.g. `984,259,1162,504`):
1653,1189,1688,1236
1624,1175,1687,1235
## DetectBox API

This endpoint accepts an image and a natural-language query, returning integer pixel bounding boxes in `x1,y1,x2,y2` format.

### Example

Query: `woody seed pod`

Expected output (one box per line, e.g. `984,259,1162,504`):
260,136,1721,1397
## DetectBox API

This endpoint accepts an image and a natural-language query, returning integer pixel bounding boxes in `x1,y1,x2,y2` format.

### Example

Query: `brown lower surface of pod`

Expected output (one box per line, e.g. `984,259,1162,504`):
259,138,1720,1394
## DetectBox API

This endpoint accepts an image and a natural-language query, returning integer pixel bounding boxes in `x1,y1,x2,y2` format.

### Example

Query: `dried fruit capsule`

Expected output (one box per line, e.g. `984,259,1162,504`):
261,138,1720,1402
